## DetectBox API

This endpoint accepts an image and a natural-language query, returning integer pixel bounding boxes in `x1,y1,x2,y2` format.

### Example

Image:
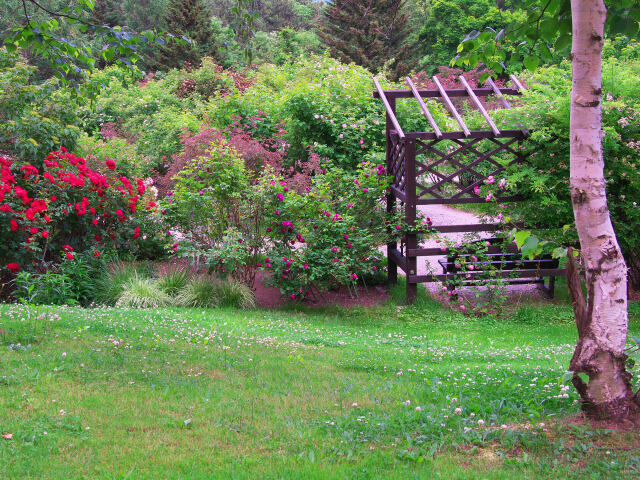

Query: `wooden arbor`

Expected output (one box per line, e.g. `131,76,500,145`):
373,75,564,303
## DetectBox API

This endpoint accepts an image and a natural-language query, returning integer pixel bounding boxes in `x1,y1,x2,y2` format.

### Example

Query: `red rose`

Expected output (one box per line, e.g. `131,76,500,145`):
105,159,116,170
6,262,19,273
65,252,74,260
133,226,140,239
10,220,18,231
42,231,49,238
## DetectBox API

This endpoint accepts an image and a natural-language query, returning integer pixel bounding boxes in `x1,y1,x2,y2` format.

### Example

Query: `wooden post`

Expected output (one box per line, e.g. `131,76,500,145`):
405,138,417,303
386,96,398,285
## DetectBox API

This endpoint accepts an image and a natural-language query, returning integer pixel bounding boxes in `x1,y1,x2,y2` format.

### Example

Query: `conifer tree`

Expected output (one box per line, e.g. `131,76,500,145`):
154,0,218,70
318,0,411,78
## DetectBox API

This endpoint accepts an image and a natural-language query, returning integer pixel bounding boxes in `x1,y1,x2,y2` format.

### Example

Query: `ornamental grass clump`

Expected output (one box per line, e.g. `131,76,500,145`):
94,262,142,305
116,275,172,308
156,264,190,296
175,275,255,309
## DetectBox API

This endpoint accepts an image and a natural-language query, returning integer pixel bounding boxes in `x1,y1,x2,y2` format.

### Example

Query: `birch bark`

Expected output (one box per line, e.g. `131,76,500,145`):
567,0,637,419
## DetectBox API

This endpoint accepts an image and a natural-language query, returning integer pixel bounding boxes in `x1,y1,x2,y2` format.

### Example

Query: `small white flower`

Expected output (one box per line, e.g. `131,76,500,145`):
478,419,485,426
454,408,462,415
415,406,422,412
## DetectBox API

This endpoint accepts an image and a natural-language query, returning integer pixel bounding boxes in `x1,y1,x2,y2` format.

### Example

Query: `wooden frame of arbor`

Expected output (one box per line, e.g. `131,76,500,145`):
373,75,565,303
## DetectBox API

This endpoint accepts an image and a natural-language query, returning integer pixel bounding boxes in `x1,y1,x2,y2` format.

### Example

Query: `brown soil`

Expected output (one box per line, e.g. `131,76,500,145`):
252,272,389,309
563,412,640,432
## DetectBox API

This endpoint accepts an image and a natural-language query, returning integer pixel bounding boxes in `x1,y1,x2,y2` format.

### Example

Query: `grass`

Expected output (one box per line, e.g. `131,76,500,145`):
1,290,640,479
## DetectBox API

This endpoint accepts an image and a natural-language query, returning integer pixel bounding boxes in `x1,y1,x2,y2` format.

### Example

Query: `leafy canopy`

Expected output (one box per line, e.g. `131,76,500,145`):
452,0,640,78
3,0,187,97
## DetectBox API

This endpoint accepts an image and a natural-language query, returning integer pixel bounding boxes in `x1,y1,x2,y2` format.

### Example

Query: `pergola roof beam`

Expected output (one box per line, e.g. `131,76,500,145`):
405,77,442,138
373,77,405,139
432,75,471,137
459,75,500,136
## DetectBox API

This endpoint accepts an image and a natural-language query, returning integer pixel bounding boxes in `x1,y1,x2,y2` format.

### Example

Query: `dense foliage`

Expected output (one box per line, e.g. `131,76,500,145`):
478,40,640,287
1,0,639,304
0,49,83,162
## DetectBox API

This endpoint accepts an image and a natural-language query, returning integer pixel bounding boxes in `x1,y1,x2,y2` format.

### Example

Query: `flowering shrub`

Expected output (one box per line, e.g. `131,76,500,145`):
160,135,398,297
260,160,395,300
0,149,149,275
160,139,269,287
206,55,449,170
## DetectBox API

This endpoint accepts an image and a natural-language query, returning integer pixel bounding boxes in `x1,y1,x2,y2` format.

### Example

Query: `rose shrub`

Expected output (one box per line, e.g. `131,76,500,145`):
0,148,150,276
260,160,394,300
160,134,398,298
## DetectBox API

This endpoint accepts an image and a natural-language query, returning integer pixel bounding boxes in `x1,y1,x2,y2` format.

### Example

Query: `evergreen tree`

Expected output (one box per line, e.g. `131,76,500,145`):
154,0,218,70
318,0,412,79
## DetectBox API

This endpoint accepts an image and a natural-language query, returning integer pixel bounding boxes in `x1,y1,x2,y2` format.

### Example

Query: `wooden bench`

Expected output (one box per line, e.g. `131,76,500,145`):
437,238,560,297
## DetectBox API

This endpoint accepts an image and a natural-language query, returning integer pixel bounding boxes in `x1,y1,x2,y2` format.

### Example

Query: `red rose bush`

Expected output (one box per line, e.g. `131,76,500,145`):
1,149,151,274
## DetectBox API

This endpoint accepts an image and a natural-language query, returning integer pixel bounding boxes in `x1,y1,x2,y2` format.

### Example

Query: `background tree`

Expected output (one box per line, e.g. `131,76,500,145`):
318,0,412,79
154,0,218,70
2,0,167,95
454,0,640,421
414,0,526,74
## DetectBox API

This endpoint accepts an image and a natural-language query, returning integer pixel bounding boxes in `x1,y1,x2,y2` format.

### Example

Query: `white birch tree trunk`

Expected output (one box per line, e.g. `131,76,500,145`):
568,0,638,419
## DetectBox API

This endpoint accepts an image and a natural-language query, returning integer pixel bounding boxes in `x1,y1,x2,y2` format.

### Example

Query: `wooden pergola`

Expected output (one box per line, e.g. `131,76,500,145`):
373,75,565,303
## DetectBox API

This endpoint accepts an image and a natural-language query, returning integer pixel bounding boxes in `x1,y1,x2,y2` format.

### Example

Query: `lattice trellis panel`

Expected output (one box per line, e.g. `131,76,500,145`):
414,137,524,204
389,134,406,192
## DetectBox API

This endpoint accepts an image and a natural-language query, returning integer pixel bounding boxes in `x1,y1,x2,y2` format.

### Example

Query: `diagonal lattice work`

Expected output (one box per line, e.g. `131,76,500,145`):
415,137,524,204
373,74,564,304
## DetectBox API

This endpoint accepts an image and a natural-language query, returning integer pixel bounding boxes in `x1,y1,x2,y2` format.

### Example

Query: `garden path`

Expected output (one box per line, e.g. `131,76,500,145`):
381,204,542,297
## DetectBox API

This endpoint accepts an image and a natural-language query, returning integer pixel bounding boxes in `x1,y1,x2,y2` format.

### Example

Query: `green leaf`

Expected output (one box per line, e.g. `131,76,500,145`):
540,19,559,41
555,33,572,52
523,55,539,72
521,236,540,258
609,14,629,35
515,231,531,249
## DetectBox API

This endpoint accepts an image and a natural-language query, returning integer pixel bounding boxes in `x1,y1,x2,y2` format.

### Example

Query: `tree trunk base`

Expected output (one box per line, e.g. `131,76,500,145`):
575,388,640,423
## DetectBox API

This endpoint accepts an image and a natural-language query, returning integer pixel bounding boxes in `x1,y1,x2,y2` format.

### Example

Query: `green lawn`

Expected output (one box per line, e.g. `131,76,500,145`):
2,286,640,479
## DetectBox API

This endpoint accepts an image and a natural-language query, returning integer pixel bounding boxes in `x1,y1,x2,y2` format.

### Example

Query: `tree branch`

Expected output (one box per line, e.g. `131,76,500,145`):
21,0,31,26
23,0,94,26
